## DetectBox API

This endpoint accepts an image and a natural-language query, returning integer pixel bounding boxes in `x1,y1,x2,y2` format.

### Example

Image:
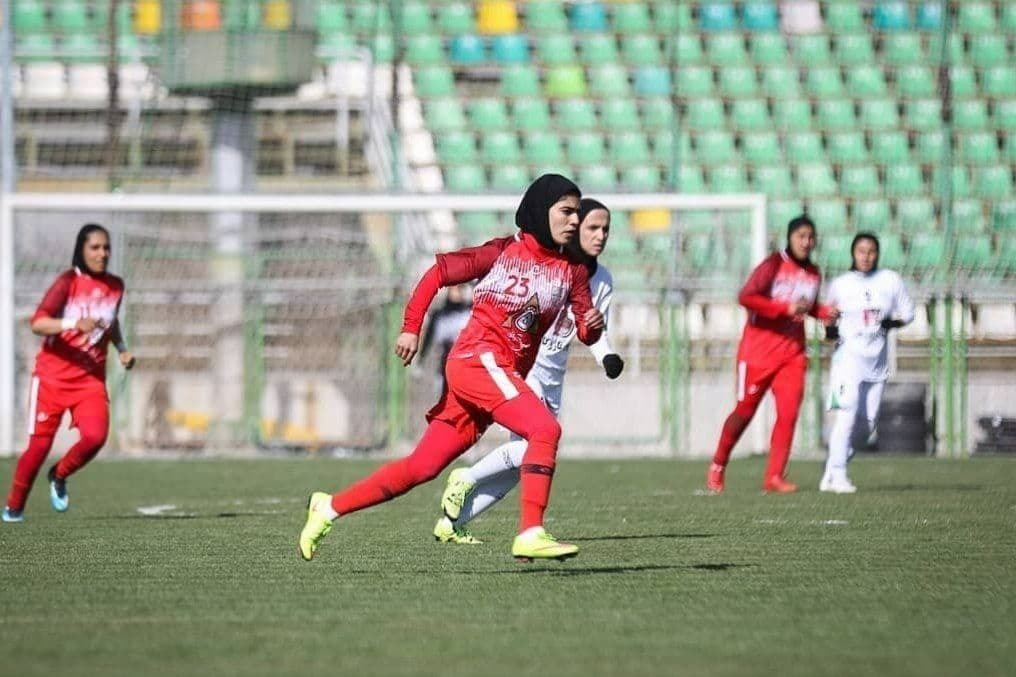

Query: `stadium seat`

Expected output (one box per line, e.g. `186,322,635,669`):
993,200,1016,232
63,34,103,63
882,33,925,66
545,66,587,97
512,98,551,130
317,1,347,33
814,231,853,271
793,34,833,65
895,65,937,98
906,98,943,131
873,2,911,31
634,67,672,96
566,131,606,164
491,34,530,63
974,167,1013,200
949,67,978,99
612,2,652,33
424,98,467,132
877,233,905,269
752,163,794,195
959,131,1001,165
971,34,1009,69
684,98,725,130
350,4,391,33
467,98,509,131
610,131,651,166
895,197,935,229
587,64,628,96
1006,134,1016,162
827,132,868,164
501,66,540,97
651,130,691,164
535,34,575,65
796,162,838,197
860,98,900,130
835,34,875,66
706,33,748,65
709,164,748,192
621,165,661,190
952,100,989,131
953,237,993,271
741,2,778,31
401,1,433,35
741,131,781,163
569,1,607,32
526,0,568,32
654,1,691,31
555,98,597,130
996,100,1016,132
808,198,848,229
52,0,90,32
672,33,704,64
576,164,618,191
932,165,971,198
853,198,891,229
719,66,758,97
825,2,864,31
490,163,531,191
981,67,1016,99
477,0,518,34
699,3,737,31
956,3,997,32
773,99,814,130
601,99,640,131
915,2,942,30
622,34,664,67
849,66,889,98
840,165,880,198
885,163,925,196
436,131,477,163
445,163,486,190
950,199,987,233
909,233,946,271
761,65,801,97
749,33,787,64
676,66,715,97
672,163,706,192
482,131,523,164
17,34,57,63
730,99,770,130
578,33,618,65
641,98,676,130
870,131,910,164
816,99,856,130
523,131,563,165
805,67,845,98
415,66,455,97
13,0,47,32
438,3,474,35
449,35,486,65
695,130,737,164
768,198,805,231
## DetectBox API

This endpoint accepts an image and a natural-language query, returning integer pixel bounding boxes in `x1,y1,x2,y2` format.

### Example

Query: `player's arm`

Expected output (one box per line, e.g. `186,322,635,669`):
808,272,840,323
587,278,623,379
569,263,604,346
881,274,916,330
737,256,798,319
110,319,136,369
823,278,842,341
29,272,102,336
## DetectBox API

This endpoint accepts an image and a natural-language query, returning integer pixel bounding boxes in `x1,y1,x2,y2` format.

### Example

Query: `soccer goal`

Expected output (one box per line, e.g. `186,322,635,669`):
0,191,766,458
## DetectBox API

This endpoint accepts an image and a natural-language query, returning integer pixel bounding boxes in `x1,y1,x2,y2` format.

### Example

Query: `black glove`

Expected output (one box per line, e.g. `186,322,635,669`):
880,318,905,330
602,354,624,380
824,325,840,341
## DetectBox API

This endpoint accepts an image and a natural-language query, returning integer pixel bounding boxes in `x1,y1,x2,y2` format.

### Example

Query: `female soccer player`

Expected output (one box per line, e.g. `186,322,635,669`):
432,198,624,544
821,233,914,493
299,175,604,561
2,224,135,523
706,215,838,494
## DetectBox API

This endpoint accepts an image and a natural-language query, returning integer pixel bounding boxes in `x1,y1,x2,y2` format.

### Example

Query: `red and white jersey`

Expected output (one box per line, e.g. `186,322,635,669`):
402,233,600,376
32,268,125,383
737,251,832,364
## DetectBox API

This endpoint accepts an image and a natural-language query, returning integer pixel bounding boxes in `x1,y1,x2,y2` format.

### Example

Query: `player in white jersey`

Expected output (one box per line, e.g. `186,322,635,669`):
821,233,915,493
433,199,624,544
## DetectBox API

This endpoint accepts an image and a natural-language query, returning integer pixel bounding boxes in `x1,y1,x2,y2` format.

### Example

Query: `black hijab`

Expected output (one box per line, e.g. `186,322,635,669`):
72,223,111,275
514,173,581,251
566,198,610,273
850,232,880,272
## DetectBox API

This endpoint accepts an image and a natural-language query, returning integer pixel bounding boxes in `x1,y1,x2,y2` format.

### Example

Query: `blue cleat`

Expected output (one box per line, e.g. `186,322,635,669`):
2,506,24,523
48,466,69,513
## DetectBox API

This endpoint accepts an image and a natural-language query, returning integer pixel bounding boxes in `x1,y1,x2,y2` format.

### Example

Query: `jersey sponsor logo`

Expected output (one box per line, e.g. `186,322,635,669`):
504,294,541,334
37,412,48,422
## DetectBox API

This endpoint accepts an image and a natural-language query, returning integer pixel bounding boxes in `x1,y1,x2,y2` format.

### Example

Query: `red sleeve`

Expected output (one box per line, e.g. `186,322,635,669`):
738,255,789,320
31,271,74,323
402,265,442,335
569,263,602,346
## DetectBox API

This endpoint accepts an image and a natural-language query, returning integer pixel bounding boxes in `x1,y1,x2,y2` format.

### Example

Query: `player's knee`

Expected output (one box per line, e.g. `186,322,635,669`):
78,427,108,451
530,418,561,446
404,454,446,484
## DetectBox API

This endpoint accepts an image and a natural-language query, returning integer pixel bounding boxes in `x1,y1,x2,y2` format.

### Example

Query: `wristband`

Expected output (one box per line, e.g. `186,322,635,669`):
61,317,77,331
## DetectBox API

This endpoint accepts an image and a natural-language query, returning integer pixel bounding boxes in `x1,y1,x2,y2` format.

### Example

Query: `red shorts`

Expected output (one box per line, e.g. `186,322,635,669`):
426,353,533,442
27,375,108,437
734,353,807,407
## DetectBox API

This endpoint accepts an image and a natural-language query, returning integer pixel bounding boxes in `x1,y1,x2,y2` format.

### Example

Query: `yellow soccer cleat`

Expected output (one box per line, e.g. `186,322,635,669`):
440,468,476,521
298,492,334,561
511,526,579,562
433,516,483,545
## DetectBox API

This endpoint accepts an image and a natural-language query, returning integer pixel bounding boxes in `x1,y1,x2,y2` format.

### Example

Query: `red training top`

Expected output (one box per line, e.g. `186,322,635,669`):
32,268,125,383
737,250,833,364
402,233,601,376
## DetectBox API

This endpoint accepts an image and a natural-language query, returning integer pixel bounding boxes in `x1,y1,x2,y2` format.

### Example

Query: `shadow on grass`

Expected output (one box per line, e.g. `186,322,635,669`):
570,533,716,542
871,484,985,493
101,511,283,520
503,562,757,576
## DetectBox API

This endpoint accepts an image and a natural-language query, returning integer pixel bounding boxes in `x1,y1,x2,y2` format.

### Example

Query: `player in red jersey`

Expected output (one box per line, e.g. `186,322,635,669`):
299,174,604,561
706,215,838,494
2,224,135,523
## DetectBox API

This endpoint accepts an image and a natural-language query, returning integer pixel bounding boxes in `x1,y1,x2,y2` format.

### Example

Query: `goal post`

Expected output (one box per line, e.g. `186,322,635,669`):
0,191,767,457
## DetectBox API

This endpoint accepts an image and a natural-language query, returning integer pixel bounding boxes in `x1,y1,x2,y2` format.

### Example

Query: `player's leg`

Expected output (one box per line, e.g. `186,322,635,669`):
48,388,110,511
434,457,519,544
708,360,774,491
763,354,807,492
823,363,861,493
4,377,64,520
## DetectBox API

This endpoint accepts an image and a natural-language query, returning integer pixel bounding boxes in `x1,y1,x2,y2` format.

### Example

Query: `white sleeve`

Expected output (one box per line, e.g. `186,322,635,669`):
588,273,615,364
891,272,916,325
825,275,841,309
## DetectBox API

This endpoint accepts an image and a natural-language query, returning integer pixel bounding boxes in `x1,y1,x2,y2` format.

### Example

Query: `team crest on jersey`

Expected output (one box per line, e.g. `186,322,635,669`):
504,294,541,334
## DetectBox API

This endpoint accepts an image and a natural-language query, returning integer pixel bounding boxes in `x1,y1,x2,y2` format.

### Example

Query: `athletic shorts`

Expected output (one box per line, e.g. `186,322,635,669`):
26,375,108,437
734,353,807,406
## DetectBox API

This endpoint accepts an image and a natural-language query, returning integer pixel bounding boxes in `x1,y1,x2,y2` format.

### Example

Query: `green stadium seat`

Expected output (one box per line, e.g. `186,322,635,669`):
523,131,563,165
672,164,706,192
641,98,676,130
953,237,993,271
613,2,652,33
950,199,987,233
796,162,838,197
369,34,397,62
882,33,925,66
997,239,1016,276
981,67,1016,98
948,66,978,98
686,234,718,271
995,100,1016,132
566,131,606,164
62,33,102,62
545,66,587,97
719,66,758,97
317,1,348,33
457,211,499,243
669,33,704,64
959,131,1000,165
415,66,455,97
848,66,888,97
706,33,748,65
621,166,661,190
401,1,434,35
793,34,833,65
915,2,942,30
752,164,794,195
749,33,787,64
742,2,778,31
878,233,905,269
622,34,663,66
761,65,801,97
424,98,467,132
730,99,771,131
993,201,1016,232
908,233,946,271
651,130,691,164
709,164,749,192
610,131,651,166
13,0,47,32
835,34,875,66
956,3,997,32
699,2,737,31
1006,134,1016,162
970,34,1008,69
491,34,530,63
852,198,891,229
885,163,925,196
467,98,510,131
445,163,487,191
52,0,89,32
870,131,910,164
827,132,869,164
786,131,824,162
840,165,880,198
860,99,900,130
906,99,943,131
684,98,725,130
815,232,853,271
527,0,568,32
768,198,805,231
816,99,856,130
806,67,845,98
436,131,478,163
676,66,715,97
438,3,474,35
223,0,262,31
512,98,552,130
578,33,618,65
634,67,672,96
351,4,392,33
576,164,618,191
895,196,935,229
555,98,597,130
587,64,628,96
501,66,541,97
873,2,911,31
932,165,971,198
569,1,607,32
654,1,691,31
809,198,849,229
694,130,736,164
953,100,989,130
317,33,355,59
825,2,864,31
741,132,781,163
537,34,576,65
974,167,1013,199
895,65,937,98
450,35,486,65
482,131,522,164
772,98,812,129
91,1,132,33
601,99,640,131
490,164,530,191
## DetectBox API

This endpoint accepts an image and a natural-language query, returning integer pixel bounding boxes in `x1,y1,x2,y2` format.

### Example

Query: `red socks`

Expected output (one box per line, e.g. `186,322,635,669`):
5,435,54,511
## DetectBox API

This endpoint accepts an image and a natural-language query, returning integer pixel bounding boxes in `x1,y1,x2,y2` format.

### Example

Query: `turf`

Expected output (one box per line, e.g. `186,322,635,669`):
1,456,1014,677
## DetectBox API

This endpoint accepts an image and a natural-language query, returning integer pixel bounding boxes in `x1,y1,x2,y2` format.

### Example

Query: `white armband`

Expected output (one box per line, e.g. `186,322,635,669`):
61,317,77,331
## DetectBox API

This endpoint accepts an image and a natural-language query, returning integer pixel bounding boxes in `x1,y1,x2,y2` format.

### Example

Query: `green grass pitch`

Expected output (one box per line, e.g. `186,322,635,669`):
1,456,1014,677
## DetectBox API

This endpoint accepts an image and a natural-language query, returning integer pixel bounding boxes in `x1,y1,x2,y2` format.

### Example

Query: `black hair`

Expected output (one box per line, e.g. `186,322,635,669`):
786,214,816,239
566,198,611,270
72,223,111,274
578,198,610,225
514,173,581,250
850,232,880,272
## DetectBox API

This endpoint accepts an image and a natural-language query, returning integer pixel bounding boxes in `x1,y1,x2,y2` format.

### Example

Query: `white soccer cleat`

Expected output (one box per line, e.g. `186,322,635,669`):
819,473,858,494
